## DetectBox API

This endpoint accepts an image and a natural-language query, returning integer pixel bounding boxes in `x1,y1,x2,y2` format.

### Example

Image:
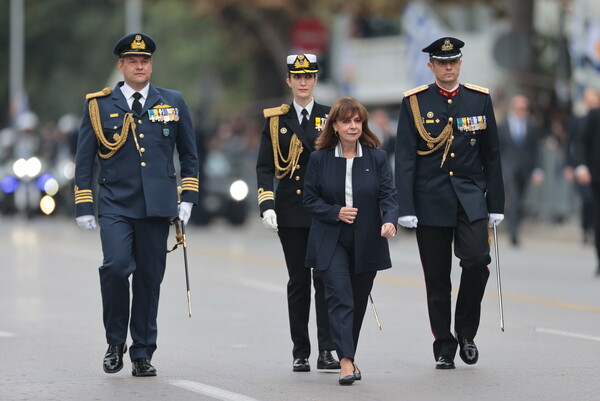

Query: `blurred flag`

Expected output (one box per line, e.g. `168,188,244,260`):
585,21,600,70
402,2,442,88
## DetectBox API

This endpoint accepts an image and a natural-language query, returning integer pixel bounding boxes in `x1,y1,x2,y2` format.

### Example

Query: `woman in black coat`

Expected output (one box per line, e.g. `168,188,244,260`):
303,97,399,385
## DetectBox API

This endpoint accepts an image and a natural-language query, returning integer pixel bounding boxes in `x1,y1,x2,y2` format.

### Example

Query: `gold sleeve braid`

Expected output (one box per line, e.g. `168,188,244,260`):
74,187,93,204
266,104,303,180
88,98,141,159
409,95,454,168
181,177,199,192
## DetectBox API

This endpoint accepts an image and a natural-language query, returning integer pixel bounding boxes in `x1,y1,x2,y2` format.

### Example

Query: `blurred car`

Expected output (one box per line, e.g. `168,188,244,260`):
192,149,250,226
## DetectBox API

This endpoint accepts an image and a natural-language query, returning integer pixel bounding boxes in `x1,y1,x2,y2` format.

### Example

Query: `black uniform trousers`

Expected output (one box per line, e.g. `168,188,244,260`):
98,214,170,361
416,206,490,360
320,223,376,361
278,227,334,358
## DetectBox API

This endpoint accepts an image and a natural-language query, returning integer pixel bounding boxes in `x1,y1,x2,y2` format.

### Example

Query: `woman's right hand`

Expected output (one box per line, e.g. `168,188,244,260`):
338,207,358,224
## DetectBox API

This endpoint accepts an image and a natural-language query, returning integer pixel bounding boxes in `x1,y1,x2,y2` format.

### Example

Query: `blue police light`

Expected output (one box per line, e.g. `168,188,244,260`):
36,173,54,191
1,176,19,194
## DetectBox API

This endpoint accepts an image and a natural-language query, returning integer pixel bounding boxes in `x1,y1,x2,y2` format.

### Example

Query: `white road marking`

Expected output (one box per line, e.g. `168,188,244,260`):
238,278,285,294
170,380,261,401
0,331,18,338
535,327,600,342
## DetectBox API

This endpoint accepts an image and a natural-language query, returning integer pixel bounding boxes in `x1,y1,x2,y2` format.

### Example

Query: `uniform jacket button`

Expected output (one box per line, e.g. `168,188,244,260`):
141,162,146,167
296,189,302,195
449,171,454,176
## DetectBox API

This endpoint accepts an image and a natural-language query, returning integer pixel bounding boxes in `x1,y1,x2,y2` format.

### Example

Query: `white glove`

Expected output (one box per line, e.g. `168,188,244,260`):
76,215,97,230
488,213,504,228
262,209,278,232
398,215,418,228
178,202,193,225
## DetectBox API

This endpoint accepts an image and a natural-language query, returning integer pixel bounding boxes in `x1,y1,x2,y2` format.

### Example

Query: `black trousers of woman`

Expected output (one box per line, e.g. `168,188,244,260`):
320,223,376,361
416,206,490,360
278,227,334,358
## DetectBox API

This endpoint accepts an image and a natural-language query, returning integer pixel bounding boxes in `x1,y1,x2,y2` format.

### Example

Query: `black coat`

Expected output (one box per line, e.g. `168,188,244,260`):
256,102,330,227
395,83,504,226
303,146,399,272
579,107,600,185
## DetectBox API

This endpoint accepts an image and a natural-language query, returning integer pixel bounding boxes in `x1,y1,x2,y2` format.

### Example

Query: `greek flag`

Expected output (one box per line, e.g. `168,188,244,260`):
402,2,443,88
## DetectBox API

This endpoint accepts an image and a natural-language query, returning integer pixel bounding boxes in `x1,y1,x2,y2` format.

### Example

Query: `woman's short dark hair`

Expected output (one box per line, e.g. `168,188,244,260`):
315,96,381,150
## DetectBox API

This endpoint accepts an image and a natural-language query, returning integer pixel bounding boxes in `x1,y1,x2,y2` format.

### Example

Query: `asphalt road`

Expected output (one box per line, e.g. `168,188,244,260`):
1,216,598,401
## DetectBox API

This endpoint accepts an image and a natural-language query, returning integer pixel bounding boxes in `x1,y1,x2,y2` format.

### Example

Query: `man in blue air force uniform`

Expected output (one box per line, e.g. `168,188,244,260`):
395,37,505,369
74,33,199,377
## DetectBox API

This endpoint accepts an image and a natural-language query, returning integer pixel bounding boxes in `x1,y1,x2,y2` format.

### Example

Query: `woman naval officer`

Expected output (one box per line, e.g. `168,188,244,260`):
303,97,399,385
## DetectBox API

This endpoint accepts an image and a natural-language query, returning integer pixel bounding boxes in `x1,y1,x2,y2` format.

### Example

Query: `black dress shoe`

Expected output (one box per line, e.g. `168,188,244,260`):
353,363,361,381
131,358,157,377
103,343,127,374
317,350,340,370
435,355,455,369
458,337,479,365
338,373,355,385
292,358,310,372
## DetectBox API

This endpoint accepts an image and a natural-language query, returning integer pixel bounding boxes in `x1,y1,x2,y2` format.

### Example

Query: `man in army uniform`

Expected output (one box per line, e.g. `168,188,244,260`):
256,54,339,372
395,37,504,369
74,33,199,376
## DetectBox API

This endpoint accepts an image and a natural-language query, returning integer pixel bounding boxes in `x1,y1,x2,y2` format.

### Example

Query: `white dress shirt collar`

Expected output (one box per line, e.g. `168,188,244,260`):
120,83,150,108
292,99,315,124
334,141,363,158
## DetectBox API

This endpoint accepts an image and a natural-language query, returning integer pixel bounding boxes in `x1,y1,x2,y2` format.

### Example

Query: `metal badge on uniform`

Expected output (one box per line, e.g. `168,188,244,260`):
470,138,476,146
163,128,170,137
280,127,288,134
426,111,434,118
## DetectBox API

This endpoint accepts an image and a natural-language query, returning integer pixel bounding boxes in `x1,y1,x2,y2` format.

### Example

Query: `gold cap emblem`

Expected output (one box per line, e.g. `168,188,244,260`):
294,55,310,69
131,34,146,50
441,39,453,51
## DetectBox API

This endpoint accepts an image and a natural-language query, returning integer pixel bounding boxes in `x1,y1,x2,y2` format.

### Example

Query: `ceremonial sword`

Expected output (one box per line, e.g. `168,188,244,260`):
176,186,192,318
369,294,382,330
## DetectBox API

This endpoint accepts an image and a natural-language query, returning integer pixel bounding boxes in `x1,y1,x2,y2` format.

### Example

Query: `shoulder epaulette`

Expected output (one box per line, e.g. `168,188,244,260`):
263,104,290,118
403,85,429,98
464,83,489,94
85,87,112,100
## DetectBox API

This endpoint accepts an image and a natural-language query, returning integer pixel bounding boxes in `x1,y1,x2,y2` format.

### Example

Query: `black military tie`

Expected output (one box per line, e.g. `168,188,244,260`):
132,92,143,115
301,108,309,129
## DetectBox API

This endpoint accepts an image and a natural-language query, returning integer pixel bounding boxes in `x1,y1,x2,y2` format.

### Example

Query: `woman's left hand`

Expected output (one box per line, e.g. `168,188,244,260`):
380,222,396,239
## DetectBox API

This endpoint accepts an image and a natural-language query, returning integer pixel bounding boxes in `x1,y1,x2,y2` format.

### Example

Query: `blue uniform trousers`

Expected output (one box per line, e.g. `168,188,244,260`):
321,223,376,361
98,214,170,361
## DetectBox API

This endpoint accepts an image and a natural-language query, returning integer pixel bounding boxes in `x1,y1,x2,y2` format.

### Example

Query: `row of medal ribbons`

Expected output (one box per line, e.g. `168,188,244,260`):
457,115,486,132
149,107,179,123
